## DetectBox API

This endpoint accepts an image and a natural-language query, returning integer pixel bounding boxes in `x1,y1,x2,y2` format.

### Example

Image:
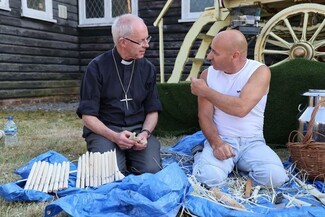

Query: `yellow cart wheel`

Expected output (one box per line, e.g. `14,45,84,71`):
254,3,325,67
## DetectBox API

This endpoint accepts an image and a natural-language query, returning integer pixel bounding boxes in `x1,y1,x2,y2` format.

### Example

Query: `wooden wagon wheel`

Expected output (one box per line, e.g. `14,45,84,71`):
254,3,325,67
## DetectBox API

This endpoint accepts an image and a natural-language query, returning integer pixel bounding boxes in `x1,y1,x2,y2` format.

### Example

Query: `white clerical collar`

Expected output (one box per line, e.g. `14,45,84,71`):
121,59,133,65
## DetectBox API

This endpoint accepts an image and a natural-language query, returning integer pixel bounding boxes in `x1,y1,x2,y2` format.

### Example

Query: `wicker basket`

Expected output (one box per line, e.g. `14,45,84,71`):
287,100,325,181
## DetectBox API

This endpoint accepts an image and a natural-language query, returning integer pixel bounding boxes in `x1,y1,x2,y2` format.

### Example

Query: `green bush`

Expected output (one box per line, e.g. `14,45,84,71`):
156,59,325,145
156,83,199,136
264,59,325,145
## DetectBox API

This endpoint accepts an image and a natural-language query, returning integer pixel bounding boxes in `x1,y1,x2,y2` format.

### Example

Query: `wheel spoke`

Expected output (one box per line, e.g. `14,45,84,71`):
309,19,325,43
270,58,290,67
301,12,309,41
263,49,290,55
314,40,325,49
269,32,292,48
315,51,325,57
284,18,299,42
266,39,290,49
255,3,325,65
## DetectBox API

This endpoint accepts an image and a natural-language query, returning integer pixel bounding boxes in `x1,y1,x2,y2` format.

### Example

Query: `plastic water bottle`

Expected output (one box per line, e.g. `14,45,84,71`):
4,115,18,146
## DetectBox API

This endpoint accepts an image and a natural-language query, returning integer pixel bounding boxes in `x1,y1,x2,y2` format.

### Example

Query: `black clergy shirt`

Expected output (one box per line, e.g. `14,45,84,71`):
77,48,162,138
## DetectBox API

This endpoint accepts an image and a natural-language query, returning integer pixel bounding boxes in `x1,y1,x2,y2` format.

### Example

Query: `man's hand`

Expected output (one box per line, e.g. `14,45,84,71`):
114,130,136,150
128,131,148,151
212,142,236,161
132,131,148,151
190,77,208,97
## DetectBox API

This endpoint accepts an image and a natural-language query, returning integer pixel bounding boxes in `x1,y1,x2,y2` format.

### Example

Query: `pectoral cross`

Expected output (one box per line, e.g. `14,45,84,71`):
120,94,133,110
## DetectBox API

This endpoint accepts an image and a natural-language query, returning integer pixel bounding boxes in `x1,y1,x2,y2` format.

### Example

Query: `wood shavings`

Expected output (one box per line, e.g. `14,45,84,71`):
283,194,312,207
245,178,252,198
293,175,325,205
130,132,147,144
211,187,246,210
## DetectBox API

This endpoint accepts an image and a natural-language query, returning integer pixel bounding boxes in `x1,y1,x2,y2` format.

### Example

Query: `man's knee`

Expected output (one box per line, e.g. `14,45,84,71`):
86,133,116,153
129,157,161,174
251,164,288,187
192,164,228,187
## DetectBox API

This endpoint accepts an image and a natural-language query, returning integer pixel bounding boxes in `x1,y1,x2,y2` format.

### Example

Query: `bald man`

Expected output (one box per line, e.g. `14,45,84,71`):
190,30,288,187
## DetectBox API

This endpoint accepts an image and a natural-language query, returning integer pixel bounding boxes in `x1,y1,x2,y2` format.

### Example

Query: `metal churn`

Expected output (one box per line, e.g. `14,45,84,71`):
297,89,325,142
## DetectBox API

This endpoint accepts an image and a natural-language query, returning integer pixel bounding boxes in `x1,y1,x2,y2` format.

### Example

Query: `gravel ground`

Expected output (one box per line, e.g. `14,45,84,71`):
0,102,79,112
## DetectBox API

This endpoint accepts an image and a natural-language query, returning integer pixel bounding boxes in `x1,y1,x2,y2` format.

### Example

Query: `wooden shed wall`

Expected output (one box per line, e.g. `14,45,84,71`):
0,0,81,104
0,0,205,104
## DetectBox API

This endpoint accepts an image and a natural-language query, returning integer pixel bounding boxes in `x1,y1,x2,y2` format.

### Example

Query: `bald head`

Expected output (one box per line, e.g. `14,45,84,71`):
112,14,147,44
215,29,248,57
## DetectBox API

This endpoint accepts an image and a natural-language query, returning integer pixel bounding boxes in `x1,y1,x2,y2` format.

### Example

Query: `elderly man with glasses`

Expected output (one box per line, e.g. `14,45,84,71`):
77,14,162,175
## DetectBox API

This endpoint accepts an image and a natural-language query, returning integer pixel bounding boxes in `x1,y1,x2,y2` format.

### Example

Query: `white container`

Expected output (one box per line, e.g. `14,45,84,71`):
297,89,325,142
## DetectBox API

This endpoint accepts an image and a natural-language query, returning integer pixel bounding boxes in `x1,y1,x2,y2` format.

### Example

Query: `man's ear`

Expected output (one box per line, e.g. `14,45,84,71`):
119,38,127,48
232,50,241,59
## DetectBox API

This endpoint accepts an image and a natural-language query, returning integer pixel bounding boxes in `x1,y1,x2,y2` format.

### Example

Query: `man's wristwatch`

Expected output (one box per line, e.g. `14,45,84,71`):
140,129,151,138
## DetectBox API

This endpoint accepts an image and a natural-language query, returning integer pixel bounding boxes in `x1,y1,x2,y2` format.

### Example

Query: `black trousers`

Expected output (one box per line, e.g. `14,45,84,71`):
85,124,161,175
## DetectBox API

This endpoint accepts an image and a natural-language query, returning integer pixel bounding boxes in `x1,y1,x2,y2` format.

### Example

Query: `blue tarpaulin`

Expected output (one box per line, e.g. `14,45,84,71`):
1,131,325,216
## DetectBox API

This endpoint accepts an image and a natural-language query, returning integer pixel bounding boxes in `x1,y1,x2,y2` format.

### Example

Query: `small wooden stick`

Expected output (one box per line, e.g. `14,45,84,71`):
52,163,62,192
130,132,137,141
38,161,49,191
29,161,42,190
58,162,66,190
80,155,85,189
76,157,81,188
211,187,246,210
85,151,90,187
113,149,125,180
33,161,46,190
42,163,54,193
107,151,113,182
94,152,99,187
251,185,261,201
283,194,312,207
97,153,101,186
101,153,106,184
48,162,58,193
89,152,94,187
108,151,114,182
245,178,252,198
63,161,70,189
96,152,101,186
102,152,107,184
104,151,109,183
24,161,39,190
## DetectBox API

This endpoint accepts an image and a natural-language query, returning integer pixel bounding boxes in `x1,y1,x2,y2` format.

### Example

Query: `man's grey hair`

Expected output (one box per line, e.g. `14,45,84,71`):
112,14,144,44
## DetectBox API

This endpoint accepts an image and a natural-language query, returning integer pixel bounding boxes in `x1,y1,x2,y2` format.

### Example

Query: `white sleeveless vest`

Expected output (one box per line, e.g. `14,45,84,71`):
206,59,267,137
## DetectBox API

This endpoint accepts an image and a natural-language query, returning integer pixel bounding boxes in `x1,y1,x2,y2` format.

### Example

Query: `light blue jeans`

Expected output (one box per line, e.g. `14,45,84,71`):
192,135,288,187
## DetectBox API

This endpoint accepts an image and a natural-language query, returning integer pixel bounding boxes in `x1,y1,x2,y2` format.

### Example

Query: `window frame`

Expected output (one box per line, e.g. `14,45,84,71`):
21,0,56,23
180,0,214,22
78,0,138,27
0,0,11,11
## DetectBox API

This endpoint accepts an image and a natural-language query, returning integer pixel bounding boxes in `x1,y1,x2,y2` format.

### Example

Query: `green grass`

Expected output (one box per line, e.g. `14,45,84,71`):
0,111,84,217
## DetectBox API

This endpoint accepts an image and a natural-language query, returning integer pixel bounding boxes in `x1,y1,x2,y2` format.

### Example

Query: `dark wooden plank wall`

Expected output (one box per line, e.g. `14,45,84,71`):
0,0,81,102
0,0,211,103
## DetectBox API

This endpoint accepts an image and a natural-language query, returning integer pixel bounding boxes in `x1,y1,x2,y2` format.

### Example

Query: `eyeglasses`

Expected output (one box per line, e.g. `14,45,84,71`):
123,36,152,46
